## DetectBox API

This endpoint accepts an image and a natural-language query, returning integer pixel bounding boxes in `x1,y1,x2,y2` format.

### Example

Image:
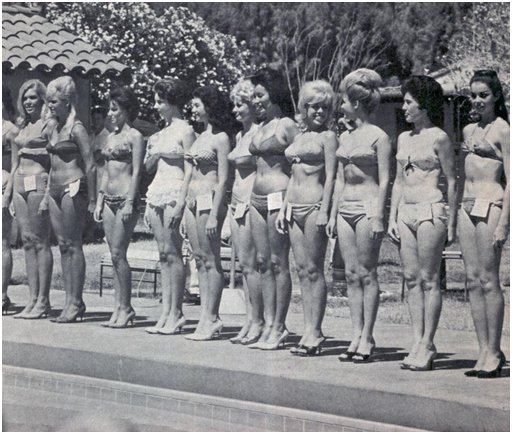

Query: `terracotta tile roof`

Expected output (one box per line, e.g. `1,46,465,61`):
2,8,130,76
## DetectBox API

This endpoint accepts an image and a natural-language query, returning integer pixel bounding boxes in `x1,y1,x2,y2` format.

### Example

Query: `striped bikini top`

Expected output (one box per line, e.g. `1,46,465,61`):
185,137,217,167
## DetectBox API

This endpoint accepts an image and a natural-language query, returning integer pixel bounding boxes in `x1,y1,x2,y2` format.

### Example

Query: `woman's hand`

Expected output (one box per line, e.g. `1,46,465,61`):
316,211,328,233
93,201,104,223
446,223,456,246
37,196,49,216
275,209,287,234
205,214,218,237
179,220,187,239
387,218,400,244
120,201,134,223
87,199,96,215
8,201,15,218
168,201,185,230
370,217,385,240
493,224,509,249
326,217,337,238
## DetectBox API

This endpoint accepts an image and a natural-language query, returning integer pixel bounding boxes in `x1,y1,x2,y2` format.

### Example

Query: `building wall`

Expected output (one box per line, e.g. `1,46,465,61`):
3,69,91,131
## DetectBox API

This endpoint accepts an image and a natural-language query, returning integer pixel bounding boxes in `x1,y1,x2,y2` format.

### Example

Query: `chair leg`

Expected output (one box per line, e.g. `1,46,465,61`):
100,264,103,297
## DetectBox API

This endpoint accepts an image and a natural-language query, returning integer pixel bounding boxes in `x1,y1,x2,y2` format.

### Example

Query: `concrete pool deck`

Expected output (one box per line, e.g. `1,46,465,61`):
2,285,510,431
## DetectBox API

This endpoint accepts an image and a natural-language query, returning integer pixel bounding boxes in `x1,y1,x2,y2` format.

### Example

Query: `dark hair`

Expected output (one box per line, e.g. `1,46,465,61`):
470,70,509,123
249,67,294,117
2,85,15,119
192,85,238,136
153,78,191,110
401,75,444,127
91,104,108,118
109,86,139,123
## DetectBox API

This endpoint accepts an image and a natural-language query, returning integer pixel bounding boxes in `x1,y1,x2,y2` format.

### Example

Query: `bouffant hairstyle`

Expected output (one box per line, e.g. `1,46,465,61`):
297,80,334,127
230,79,255,105
340,68,383,114
153,78,191,111
16,79,47,127
401,75,444,127
249,67,294,117
192,85,238,135
109,86,139,123
47,76,78,131
470,70,509,123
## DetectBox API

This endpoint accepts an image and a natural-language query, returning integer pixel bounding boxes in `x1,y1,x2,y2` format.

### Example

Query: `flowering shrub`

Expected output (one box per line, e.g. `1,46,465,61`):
44,3,251,122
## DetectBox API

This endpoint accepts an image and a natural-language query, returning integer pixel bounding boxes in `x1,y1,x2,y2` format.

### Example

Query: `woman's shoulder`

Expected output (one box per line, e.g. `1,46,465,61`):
368,124,389,140
128,125,144,141
278,116,298,130
493,117,510,133
319,129,337,143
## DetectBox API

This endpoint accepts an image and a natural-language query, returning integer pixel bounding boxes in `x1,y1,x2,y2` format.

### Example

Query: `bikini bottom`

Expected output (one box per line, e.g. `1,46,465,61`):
338,200,375,228
104,194,139,215
49,178,87,207
398,201,447,233
287,202,321,229
144,200,179,230
229,193,250,221
185,193,227,218
460,197,503,222
250,190,286,217
13,173,48,201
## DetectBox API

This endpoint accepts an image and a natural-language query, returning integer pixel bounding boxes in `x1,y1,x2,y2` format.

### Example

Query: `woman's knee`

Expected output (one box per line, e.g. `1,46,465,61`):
255,254,271,273
479,272,501,295
159,249,181,266
358,265,376,287
403,270,420,290
419,270,440,292
110,248,127,266
270,255,289,276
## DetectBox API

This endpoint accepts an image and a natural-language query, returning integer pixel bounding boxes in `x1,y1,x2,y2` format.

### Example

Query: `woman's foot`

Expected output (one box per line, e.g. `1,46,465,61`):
3,296,11,314
477,351,507,378
247,324,272,349
14,300,37,319
241,322,265,346
400,341,421,369
353,338,376,363
185,318,223,341
465,350,488,377
259,328,289,350
408,344,437,371
110,307,136,328
230,321,251,344
54,302,86,323
145,312,169,334
24,302,52,319
158,315,186,335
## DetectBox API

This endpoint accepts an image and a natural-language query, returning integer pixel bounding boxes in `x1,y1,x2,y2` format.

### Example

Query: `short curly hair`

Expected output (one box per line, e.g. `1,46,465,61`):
230,79,255,105
153,78,191,111
401,75,444,127
297,80,334,127
109,86,139,123
192,85,238,135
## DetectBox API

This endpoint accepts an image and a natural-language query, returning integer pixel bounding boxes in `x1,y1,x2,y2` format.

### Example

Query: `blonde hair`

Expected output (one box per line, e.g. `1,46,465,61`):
297,80,334,128
230,79,255,104
16,79,47,127
340,68,383,114
46,76,78,134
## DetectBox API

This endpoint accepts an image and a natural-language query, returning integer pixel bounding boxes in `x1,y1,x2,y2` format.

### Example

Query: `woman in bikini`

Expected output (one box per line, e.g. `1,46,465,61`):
247,68,300,350
143,79,195,335
44,76,95,323
8,80,54,319
326,69,391,363
227,79,260,344
183,85,232,341
388,75,456,371
458,70,509,378
94,87,144,328
276,80,337,356
2,86,19,314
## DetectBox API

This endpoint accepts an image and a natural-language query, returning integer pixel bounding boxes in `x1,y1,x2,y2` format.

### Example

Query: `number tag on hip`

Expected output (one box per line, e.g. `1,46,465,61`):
364,200,378,218
416,203,433,222
68,179,81,198
233,203,248,220
197,193,213,211
267,191,283,211
23,175,37,192
471,199,490,218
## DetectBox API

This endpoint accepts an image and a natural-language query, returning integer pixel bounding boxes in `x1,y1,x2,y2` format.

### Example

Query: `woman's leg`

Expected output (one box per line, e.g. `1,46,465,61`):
302,210,328,346
249,206,274,341
354,217,382,354
475,207,505,371
415,218,446,364
458,210,487,370
102,206,121,324
267,210,291,341
337,216,363,354
397,219,423,358
2,209,13,303
102,203,138,325
229,211,258,338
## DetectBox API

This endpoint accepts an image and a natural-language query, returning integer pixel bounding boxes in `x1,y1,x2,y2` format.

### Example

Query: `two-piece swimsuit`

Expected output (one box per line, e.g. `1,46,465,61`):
101,137,135,214
249,120,290,216
145,126,186,210
460,121,503,221
13,121,50,200
336,138,379,227
228,129,257,221
184,140,219,216
46,121,87,206
395,135,447,232
283,136,324,228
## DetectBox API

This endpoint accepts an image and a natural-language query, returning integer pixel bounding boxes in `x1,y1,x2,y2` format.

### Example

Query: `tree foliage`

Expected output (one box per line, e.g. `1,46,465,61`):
43,2,251,122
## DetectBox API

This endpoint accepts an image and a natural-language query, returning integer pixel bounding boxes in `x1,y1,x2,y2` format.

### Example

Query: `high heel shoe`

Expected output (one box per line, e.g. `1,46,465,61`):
241,328,264,346
13,301,36,319
158,316,186,335
338,351,356,362
185,320,223,341
294,337,326,357
260,329,289,350
477,351,506,379
353,341,376,364
2,296,11,314
110,308,136,329
408,347,437,371
101,307,120,328
230,323,251,344
54,302,86,323
24,303,52,319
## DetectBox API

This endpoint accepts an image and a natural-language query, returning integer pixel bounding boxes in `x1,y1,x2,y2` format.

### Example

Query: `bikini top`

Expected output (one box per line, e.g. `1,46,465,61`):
101,138,132,163
249,119,288,157
228,130,257,169
14,121,49,158
336,136,378,167
145,125,185,162
45,120,82,158
396,133,441,172
185,139,217,167
284,133,324,165
461,121,502,162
